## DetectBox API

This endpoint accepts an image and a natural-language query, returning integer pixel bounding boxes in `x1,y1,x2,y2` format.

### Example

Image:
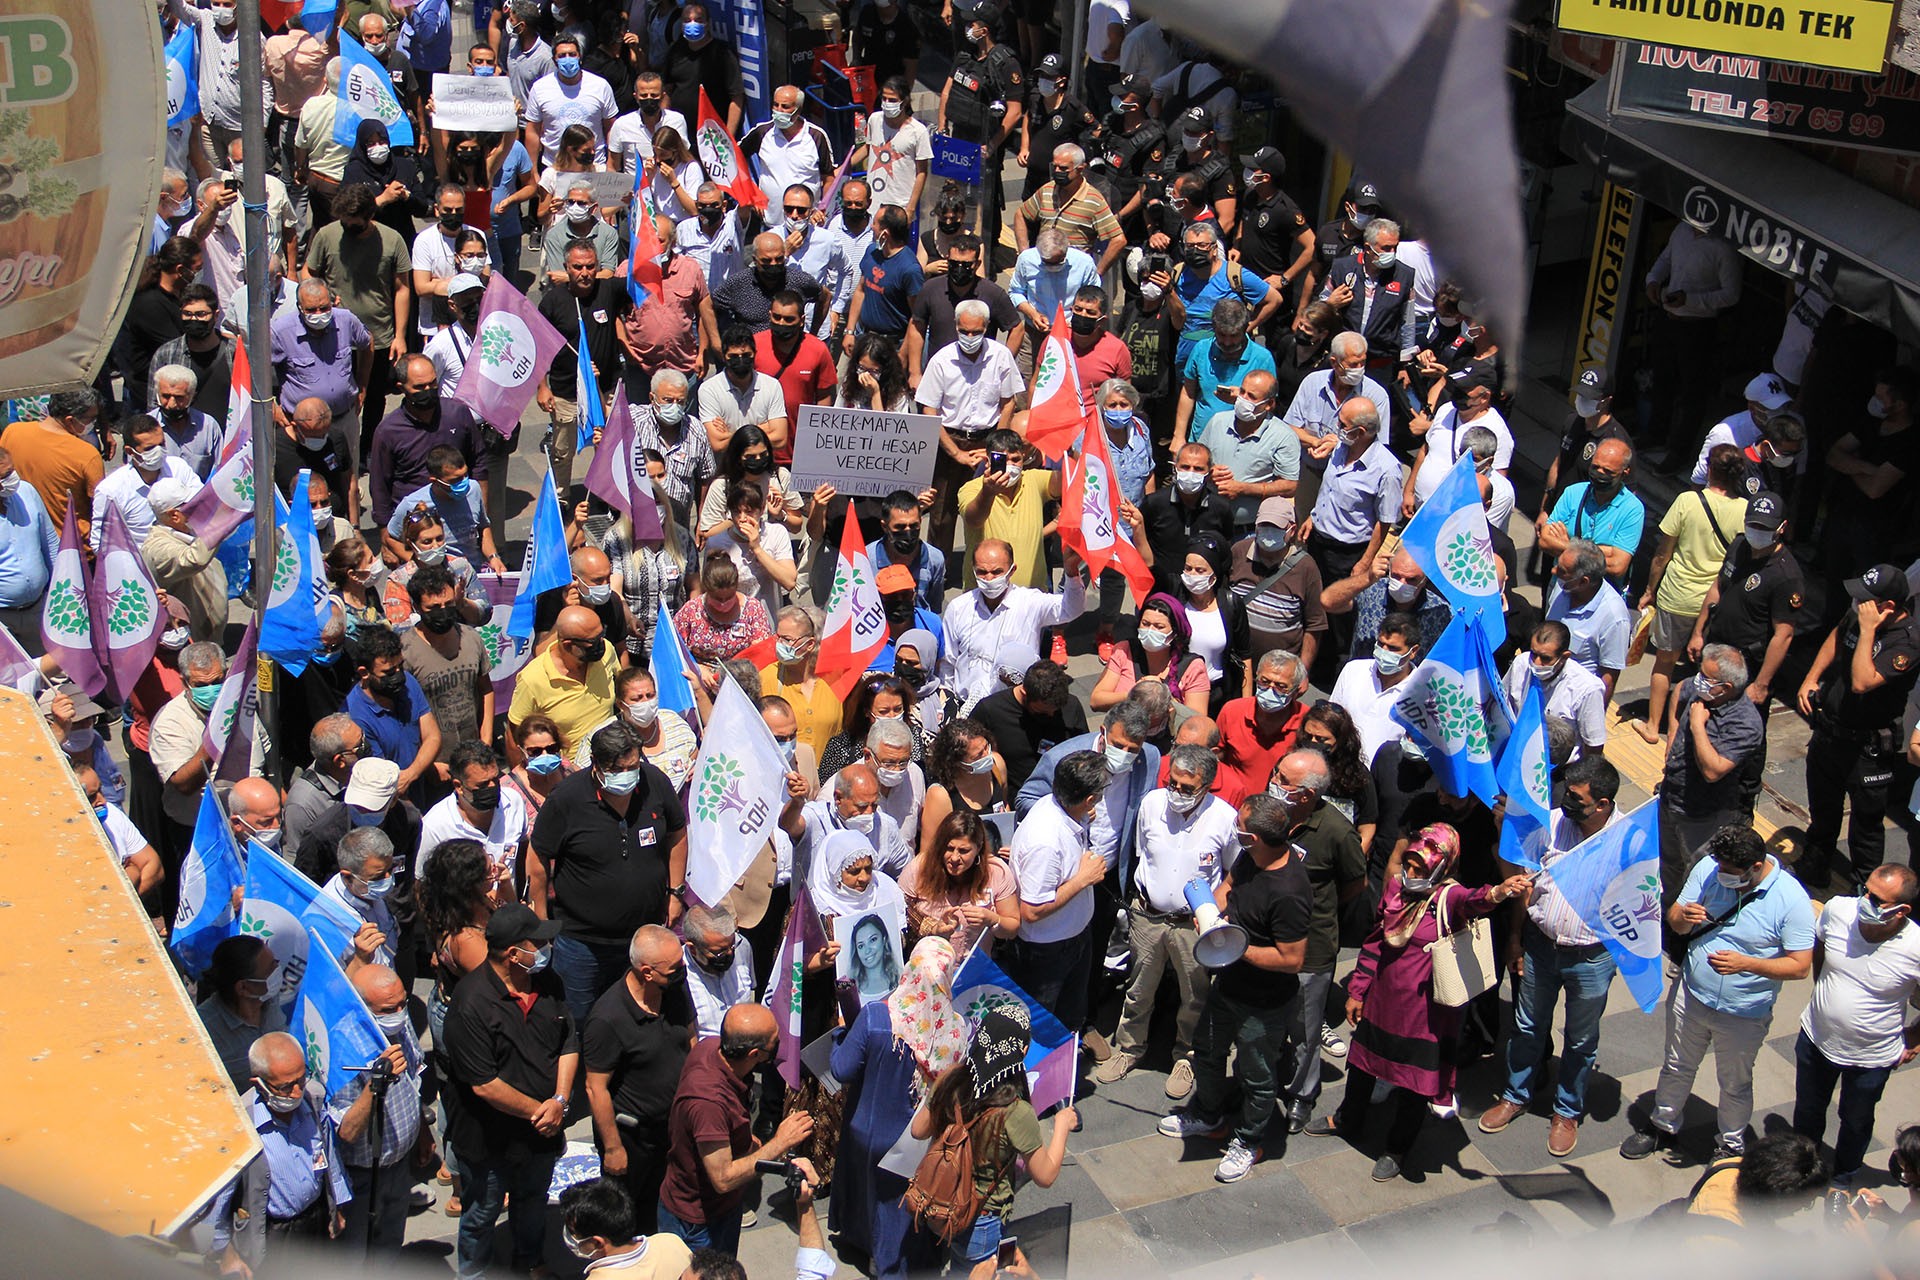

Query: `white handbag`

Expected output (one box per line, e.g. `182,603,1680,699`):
1424,884,1496,1008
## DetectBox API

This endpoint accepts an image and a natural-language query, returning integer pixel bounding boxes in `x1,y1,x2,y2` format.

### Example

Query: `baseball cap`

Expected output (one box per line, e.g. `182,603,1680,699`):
344,757,400,811
449,272,486,299
1179,106,1211,134
1744,372,1791,410
1574,367,1612,398
875,563,915,595
148,476,197,515
1036,53,1065,77
1845,563,1913,606
1247,146,1285,181
39,680,105,723
1745,491,1788,531
1115,73,1151,101
1254,495,1295,530
485,902,561,947
1344,179,1382,210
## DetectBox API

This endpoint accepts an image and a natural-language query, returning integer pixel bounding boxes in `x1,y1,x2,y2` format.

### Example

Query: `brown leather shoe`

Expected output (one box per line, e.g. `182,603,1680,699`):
1476,1099,1526,1134
1548,1115,1579,1157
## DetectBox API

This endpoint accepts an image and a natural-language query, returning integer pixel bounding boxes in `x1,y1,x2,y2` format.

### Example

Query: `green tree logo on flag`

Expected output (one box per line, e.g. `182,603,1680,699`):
104,579,153,638
45,577,89,639
1430,674,1489,759
695,753,748,824
1435,505,1498,595
270,536,300,596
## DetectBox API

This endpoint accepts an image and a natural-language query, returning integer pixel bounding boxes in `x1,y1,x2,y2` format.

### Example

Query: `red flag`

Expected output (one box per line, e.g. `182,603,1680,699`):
1022,306,1085,462
816,505,888,701
1062,416,1153,602
692,87,767,211
736,632,780,671
628,197,666,305
261,0,302,26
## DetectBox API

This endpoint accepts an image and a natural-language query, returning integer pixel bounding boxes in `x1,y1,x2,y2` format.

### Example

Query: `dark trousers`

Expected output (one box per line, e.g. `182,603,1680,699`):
1806,732,1897,891
616,1129,671,1234
1000,930,1092,1040
1659,804,1744,906
357,347,395,473
1308,530,1371,678
1082,875,1122,1032
1190,986,1294,1148
1651,312,1721,456
342,1159,413,1257
1336,1063,1429,1159
1793,1029,1893,1179
550,934,631,1028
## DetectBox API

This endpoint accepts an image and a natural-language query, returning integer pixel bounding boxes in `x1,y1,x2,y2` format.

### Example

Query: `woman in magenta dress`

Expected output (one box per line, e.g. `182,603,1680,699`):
1305,823,1532,1181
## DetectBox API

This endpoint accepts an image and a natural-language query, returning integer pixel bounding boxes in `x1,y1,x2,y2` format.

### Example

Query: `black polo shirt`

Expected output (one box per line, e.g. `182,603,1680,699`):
971,686,1087,795
530,766,687,945
1234,188,1311,282
442,961,574,1163
537,277,629,400
911,277,1019,361
1817,611,1920,734
582,976,694,1137
1140,484,1233,596
1311,218,1363,281
1213,846,1312,1006
532,588,633,653
1021,92,1099,189
1704,537,1809,661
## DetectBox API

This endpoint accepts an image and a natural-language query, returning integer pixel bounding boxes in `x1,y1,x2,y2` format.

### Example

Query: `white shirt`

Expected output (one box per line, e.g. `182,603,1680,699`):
1691,409,1809,483
1502,653,1608,751
1646,223,1742,318
684,939,760,1040
1413,405,1513,504
1087,0,1130,65
525,69,619,162
410,223,477,335
1149,61,1238,141
915,341,1023,434
1132,790,1234,913
1011,796,1094,944
1528,806,1625,944
675,212,751,294
91,457,201,551
696,371,788,441
751,120,834,210
607,106,692,168
99,800,152,866
1088,767,1129,866
1398,238,1439,324
1119,20,1178,81
940,577,1089,707
863,114,929,209
1773,282,1830,386
417,787,530,883
701,522,795,617
1330,657,1409,765
1802,897,1920,1068
425,322,476,393
844,762,925,844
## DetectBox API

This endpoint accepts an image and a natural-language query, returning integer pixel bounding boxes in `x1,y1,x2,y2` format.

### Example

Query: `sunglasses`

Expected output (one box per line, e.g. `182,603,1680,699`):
525,744,562,759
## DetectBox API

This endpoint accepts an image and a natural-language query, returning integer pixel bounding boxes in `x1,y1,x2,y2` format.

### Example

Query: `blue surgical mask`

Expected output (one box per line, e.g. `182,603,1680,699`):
313,647,343,666
526,751,564,775
189,683,222,712
1254,685,1291,714
600,767,642,795
681,20,706,39
1860,894,1891,925
358,874,395,899
1374,647,1411,677
519,943,552,973
556,55,582,77
472,64,496,76
1102,407,1133,431
446,477,473,497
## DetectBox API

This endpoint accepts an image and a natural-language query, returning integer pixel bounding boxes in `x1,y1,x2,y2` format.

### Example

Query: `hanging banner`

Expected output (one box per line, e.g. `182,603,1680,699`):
1554,0,1898,76
1571,179,1641,396
1613,41,1920,155
0,2,167,397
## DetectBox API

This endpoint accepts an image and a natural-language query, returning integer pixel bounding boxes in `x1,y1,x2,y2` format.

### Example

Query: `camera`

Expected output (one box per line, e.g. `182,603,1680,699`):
755,1158,808,1198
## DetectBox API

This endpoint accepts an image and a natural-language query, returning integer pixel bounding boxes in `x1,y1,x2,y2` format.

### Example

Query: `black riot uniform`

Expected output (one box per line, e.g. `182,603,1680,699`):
944,6,1025,259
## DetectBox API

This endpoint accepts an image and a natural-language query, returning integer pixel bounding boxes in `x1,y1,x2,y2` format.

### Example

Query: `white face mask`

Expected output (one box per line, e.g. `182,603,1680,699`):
1137,626,1171,652
366,144,391,164
457,254,489,273
654,399,687,425
1174,469,1206,495
1182,570,1215,595
1181,132,1205,153
1374,646,1412,676
772,109,797,129
1003,463,1023,486
956,332,986,356
212,4,238,26
1337,365,1365,388
1234,395,1265,423
132,444,168,471
1166,788,1203,814
882,99,905,119
1386,576,1422,604
976,573,1010,601
624,697,659,728
1715,869,1750,891
874,763,908,788
567,202,594,223
1574,396,1601,418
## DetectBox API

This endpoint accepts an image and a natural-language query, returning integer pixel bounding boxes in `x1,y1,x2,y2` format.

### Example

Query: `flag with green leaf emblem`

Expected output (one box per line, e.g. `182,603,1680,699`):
88,503,162,702
686,677,789,906
764,884,828,1089
40,503,106,697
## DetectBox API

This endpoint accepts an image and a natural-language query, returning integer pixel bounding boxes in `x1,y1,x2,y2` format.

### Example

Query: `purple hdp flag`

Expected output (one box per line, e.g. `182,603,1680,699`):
1145,0,1526,380
766,885,829,1090
179,438,255,548
581,381,666,544
88,503,164,703
40,504,106,698
203,615,260,782
451,273,568,438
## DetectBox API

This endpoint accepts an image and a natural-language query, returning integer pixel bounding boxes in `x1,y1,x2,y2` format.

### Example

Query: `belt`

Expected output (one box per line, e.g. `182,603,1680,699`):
1130,894,1193,925
267,1199,327,1229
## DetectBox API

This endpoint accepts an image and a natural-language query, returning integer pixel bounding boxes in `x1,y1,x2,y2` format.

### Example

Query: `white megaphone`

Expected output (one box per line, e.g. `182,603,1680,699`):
1185,878,1247,970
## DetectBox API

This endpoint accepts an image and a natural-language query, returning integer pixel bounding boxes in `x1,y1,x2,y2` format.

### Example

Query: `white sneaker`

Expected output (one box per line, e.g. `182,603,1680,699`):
1214,1138,1260,1183
1164,1057,1195,1100
1157,1109,1226,1140
1319,1025,1348,1057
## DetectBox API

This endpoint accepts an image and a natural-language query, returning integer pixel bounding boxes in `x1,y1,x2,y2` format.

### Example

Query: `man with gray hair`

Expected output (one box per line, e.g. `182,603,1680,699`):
141,476,228,642
1009,226,1100,380
324,825,401,971
583,924,693,1232
797,760,913,877
1304,395,1399,600
916,301,1024,559
1015,142,1124,274
149,640,232,879
1214,648,1310,801
149,363,222,480
1176,296,1277,448
543,182,621,281
331,963,421,1256
1319,217,1418,375
1096,741,1239,1094
284,713,367,877
629,365,714,531
1659,644,1764,898
1281,329,1391,516
1545,538,1633,697
851,716,925,842
1166,218,1282,370
681,903,757,1040
270,278,373,480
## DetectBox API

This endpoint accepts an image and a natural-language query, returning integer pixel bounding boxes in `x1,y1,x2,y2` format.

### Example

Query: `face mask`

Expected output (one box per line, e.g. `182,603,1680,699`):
420,604,458,633
63,728,98,755
245,967,285,1002
212,3,237,25
1167,788,1203,814
1253,529,1289,559
526,751,564,776
1140,282,1164,304
1587,473,1620,497
1181,570,1214,595
160,625,192,651
682,20,707,39
964,752,996,776
1093,407,1133,435
1069,312,1099,336
246,825,283,853
726,353,758,378
844,811,876,833
413,544,448,565
1386,576,1422,604
976,574,1010,601
457,254,489,274
1103,742,1137,773
1374,646,1411,676
436,210,465,234
374,1010,409,1037
518,943,552,973
874,763,908,787
1371,250,1397,268
1138,626,1171,652
1351,210,1374,230
1532,656,1565,683
312,646,343,666
882,99,906,120
1399,871,1434,895
465,782,503,813
405,389,439,413
967,26,988,45
1859,894,1891,925
1181,132,1205,154
472,64,496,76
1174,470,1206,496
1746,526,1776,550
1111,95,1129,114
1869,395,1890,419
302,309,334,332
618,693,660,730
1715,870,1750,891
771,109,796,128
1689,673,1721,701
0,474,16,500
1003,463,1024,485
776,640,805,665
600,768,642,795
1182,247,1212,270
956,332,986,356
654,399,687,426
366,144,391,164
1233,396,1264,423
357,874,395,899
566,202,593,223
579,581,613,606
262,1088,304,1115
131,444,168,471
181,315,217,341
189,683,223,712
1254,685,1291,714
556,55,582,77
371,670,408,697
312,504,334,528
888,528,920,558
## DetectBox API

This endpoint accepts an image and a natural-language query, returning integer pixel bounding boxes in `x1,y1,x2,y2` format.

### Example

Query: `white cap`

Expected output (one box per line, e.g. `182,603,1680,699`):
147,476,197,514
1744,372,1791,410
448,272,485,298
344,757,400,811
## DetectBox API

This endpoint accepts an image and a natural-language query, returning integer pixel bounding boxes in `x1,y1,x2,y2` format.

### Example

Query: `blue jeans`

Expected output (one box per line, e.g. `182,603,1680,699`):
451,1149,557,1279
551,933,630,1028
948,1206,1005,1266
1191,987,1294,1148
1499,924,1618,1119
1793,1029,1893,1178
658,1201,742,1256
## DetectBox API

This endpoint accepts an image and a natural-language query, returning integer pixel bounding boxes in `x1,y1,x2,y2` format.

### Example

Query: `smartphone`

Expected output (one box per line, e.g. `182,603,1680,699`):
997,1236,1019,1268
987,451,1008,474
1145,252,1169,277
834,978,862,1028
223,176,240,191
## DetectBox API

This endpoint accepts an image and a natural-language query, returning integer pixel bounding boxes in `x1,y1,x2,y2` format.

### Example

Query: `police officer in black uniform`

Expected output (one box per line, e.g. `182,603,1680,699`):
1797,562,1920,893
1300,179,1381,319
1020,54,1099,199
1231,145,1314,349
939,0,1025,264
1170,106,1238,234
1695,492,1809,813
1086,74,1167,250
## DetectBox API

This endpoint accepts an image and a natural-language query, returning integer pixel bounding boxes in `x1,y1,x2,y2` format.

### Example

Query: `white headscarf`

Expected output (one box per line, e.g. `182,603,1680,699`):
807,829,905,920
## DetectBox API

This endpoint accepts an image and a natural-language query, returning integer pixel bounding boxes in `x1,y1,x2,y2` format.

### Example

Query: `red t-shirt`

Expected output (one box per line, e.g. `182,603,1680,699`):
755,329,839,464
1072,331,1133,400
659,1038,755,1224
1214,695,1308,801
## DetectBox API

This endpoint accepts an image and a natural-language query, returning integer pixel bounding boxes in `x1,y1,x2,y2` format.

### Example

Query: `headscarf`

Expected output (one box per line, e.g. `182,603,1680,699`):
341,119,396,189
807,828,905,920
967,1001,1031,1102
888,937,965,1100
1132,590,1194,673
1381,822,1461,947
1184,532,1231,591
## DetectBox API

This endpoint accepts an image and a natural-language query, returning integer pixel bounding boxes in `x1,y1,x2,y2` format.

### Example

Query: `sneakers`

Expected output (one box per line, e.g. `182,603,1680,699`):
1049,633,1068,664
1082,1027,1114,1064
741,1208,758,1229
1619,1129,1668,1160
1215,1139,1260,1183
1165,1057,1195,1099
1548,1115,1579,1158
1093,1050,1138,1085
1319,1025,1348,1057
1477,1099,1526,1134
1157,1108,1227,1140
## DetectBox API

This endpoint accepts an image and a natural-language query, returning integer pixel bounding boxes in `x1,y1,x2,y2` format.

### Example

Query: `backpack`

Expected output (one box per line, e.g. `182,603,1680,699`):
1172,256,1251,305
901,1110,1010,1243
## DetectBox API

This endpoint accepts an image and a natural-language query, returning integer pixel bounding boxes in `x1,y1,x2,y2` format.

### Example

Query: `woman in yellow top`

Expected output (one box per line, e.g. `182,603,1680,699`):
1636,443,1749,744
758,603,843,761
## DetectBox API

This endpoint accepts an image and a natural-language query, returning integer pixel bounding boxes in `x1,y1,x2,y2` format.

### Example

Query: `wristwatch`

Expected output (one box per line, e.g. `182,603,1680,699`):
668,883,688,900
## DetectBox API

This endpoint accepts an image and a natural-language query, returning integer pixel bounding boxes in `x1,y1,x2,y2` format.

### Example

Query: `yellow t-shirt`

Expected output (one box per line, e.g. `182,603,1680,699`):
1656,489,1748,617
958,468,1053,588
507,642,621,754
758,664,844,761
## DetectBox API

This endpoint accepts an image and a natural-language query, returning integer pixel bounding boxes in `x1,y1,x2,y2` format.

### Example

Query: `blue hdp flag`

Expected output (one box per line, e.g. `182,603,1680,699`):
242,842,367,1016
292,927,388,1096
164,21,200,128
333,30,416,147
1538,797,1665,1012
1389,609,1513,811
170,785,244,975
1400,454,1502,620
652,599,698,716
1495,675,1553,870
574,310,606,451
303,0,340,25
260,474,328,675
509,468,570,639
950,946,1078,1114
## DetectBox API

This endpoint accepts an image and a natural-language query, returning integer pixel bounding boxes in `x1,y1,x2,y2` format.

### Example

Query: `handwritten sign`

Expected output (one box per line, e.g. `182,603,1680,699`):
431,73,518,132
789,403,941,499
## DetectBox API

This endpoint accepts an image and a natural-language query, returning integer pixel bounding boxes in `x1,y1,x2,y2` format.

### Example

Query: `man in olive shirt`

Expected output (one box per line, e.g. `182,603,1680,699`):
1228,496,1327,679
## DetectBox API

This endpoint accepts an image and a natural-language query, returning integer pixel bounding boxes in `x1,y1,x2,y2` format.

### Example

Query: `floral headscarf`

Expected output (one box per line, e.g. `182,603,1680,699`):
1382,822,1461,947
888,937,965,1099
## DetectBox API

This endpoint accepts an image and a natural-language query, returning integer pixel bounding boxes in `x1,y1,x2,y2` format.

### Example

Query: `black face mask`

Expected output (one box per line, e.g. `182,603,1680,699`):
1182,247,1212,270
769,321,802,345
698,207,724,227
570,635,608,663
741,454,773,474
889,528,919,556
947,260,977,287
840,208,869,229
1587,474,1621,498
755,266,786,289
455,146,482,164
938,218,964,235
1069,313,1099,336
883,597,916,626
464,782,502,812
726,354,756,378
405,389,438,413
895,660,926,688
370,670,407,697
162,405,189,421
419,604,458,634
182,318,215,341
438,211,463,232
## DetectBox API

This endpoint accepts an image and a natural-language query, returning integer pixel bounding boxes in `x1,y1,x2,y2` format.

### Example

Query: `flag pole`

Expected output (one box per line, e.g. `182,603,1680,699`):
239,0,279,778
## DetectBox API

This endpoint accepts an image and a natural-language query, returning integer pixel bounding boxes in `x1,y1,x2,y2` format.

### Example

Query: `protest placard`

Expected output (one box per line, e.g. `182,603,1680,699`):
431,73,518,132
788,403,941,499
